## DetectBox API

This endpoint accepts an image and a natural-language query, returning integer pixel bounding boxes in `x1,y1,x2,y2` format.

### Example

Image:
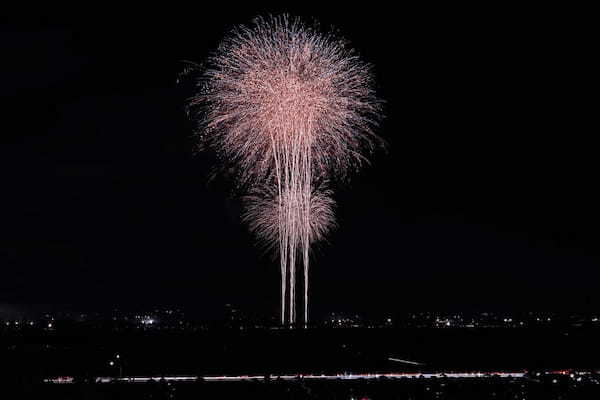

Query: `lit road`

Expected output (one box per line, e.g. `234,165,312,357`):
46,371,531,384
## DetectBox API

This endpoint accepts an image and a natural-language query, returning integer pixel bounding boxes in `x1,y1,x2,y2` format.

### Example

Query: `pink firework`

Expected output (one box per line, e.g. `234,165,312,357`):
243,185,336,255
189,15,382,325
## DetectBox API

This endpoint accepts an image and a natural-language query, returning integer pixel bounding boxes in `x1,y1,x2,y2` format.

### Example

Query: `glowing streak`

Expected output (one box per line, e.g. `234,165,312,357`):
388,357,425,366
45,371,533,384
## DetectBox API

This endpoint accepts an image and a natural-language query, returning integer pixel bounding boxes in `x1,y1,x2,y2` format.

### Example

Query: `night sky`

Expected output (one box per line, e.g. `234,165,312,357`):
1,6,594,318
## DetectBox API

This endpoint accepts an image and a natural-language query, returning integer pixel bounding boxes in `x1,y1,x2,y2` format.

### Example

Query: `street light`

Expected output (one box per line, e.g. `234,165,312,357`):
109,355,123,379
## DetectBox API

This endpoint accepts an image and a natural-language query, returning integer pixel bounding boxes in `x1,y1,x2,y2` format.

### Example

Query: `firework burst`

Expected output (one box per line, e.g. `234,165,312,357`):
188,15,382,325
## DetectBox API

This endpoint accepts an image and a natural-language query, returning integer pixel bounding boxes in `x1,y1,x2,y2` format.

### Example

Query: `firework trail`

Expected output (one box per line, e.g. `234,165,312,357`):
243,185,336,323
188,15,382,325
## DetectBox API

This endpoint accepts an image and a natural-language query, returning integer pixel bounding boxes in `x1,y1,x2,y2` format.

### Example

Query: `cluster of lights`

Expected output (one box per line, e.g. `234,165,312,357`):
328,317,361,328
3,310,600,332
2,320,51,328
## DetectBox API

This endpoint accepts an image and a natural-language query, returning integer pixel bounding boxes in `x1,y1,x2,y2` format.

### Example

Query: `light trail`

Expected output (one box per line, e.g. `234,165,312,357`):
45,371,534,384
388,357,425,366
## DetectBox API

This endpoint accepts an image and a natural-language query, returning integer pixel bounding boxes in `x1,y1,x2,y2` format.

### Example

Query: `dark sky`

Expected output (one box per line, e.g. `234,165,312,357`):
1,5,594,318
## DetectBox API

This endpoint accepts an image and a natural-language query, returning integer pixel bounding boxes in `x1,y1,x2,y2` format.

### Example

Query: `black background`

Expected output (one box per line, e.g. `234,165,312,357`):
1,4,594,319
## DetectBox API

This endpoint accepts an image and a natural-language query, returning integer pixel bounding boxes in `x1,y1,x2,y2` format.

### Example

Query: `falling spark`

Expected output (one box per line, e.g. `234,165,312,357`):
188,15,382,325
